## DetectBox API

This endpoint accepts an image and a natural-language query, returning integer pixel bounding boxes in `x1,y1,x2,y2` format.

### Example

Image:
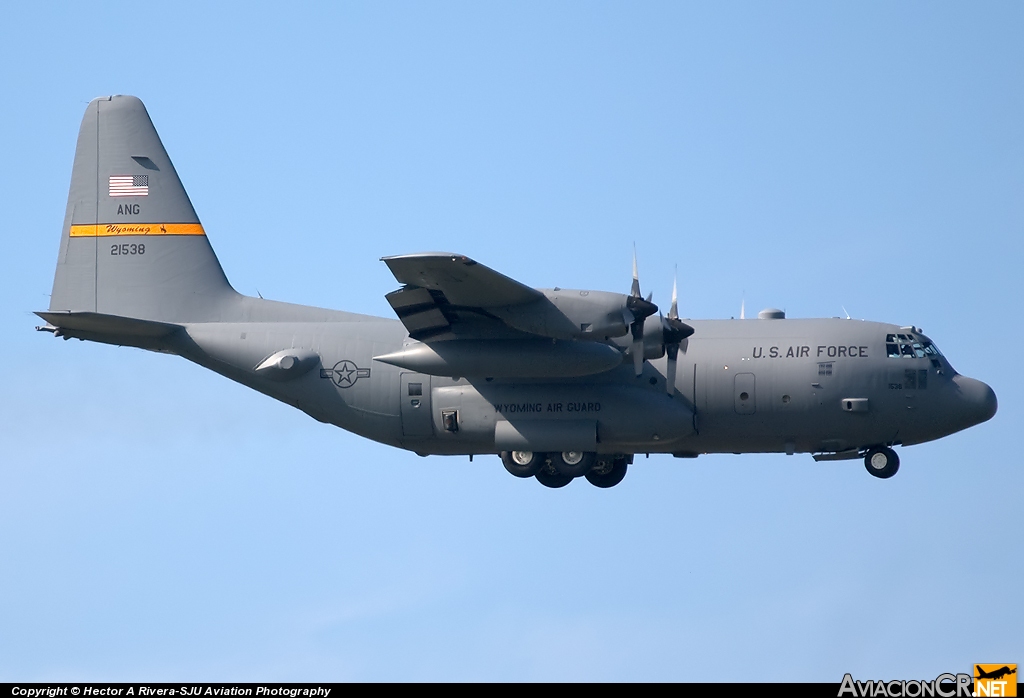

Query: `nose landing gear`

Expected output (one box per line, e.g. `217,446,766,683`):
864,446,900,479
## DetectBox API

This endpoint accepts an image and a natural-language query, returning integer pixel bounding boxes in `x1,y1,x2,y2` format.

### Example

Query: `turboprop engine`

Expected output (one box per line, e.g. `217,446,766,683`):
617,275,694,392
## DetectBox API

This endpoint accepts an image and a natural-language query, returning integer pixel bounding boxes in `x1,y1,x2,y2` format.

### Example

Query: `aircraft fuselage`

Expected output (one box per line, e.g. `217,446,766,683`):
174,307,995,459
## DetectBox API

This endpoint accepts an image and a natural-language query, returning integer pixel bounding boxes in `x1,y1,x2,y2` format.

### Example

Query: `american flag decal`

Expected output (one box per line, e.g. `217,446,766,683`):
108,175,149,197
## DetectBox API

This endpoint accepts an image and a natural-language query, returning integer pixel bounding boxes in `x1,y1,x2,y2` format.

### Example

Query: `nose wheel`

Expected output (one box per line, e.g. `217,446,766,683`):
864,447,900,479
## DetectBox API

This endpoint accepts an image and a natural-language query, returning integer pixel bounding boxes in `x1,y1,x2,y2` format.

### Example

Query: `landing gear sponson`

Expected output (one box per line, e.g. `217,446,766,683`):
500,451,632,488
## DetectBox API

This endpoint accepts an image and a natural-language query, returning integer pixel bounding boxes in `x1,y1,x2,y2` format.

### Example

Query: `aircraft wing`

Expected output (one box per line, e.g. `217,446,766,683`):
383,253,541,307
382,253,544,341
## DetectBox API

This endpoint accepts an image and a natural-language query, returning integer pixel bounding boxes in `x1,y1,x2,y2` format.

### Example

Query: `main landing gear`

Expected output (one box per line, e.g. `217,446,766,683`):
500,451,631,488
500,450,544,478
864,446,900,479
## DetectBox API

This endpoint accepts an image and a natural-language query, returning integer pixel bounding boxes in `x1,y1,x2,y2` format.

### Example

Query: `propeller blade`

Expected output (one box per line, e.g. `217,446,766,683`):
631,320,644,376
661,314,693,392
630,246,641,298
662,269,692,392
666,342,678,395
626,247,658,377
669,270,678,320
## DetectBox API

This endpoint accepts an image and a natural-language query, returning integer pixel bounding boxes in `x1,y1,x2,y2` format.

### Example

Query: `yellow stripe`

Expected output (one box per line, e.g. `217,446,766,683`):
69,223,206,237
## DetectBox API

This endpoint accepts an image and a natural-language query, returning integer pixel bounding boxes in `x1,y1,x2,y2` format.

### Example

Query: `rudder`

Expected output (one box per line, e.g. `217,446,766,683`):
50,95,235,323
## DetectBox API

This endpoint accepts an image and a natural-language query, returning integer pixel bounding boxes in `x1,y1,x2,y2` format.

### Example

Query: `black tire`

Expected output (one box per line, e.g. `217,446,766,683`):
501,450,544,478
864,447,900,479
585,458,628,488
553,451,595,478
535,463,573,488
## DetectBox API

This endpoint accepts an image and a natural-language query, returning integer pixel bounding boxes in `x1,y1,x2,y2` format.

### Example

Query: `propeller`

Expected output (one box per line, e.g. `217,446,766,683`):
626,248,658,376
662,271,694,394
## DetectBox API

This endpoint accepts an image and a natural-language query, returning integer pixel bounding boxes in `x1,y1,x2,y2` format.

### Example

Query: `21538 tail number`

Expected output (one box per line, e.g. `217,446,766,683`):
110,243,145,256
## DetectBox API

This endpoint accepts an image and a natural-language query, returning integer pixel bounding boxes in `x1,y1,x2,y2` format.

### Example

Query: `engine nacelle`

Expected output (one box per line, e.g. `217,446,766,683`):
374,338,624,378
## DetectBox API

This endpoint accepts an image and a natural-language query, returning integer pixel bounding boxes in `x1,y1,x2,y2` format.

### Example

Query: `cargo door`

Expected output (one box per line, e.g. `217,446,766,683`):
400,373,433,437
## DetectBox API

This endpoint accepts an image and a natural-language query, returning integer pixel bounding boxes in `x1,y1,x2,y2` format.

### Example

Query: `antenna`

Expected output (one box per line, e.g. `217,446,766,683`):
841,305,851,320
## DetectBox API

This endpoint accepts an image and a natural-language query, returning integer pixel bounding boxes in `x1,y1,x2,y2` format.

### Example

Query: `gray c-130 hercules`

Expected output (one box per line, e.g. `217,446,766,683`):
37,96,997,488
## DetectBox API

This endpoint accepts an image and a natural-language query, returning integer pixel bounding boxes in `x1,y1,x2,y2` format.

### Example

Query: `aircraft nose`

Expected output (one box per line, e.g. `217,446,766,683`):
952,375,998,426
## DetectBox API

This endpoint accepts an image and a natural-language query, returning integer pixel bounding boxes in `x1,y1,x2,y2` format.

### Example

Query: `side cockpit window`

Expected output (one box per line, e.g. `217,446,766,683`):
885,333,942,359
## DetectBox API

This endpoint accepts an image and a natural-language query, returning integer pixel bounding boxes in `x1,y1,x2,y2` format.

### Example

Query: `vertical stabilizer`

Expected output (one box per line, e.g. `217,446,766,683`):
50,95,235,323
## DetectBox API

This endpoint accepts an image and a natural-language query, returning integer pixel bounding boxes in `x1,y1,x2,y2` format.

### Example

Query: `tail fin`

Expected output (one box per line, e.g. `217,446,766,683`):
49,95,235,323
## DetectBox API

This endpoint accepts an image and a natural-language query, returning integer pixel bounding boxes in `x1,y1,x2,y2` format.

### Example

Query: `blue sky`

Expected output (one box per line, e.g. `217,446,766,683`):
1,1,1021,681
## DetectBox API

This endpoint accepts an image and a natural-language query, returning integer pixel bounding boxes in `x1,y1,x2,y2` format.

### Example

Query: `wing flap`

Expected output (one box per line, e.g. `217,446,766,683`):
396,306,450,335
384,286,452,339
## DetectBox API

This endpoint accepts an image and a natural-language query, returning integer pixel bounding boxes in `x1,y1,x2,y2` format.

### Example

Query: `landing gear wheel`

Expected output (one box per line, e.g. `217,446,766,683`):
585,458,628,488
535,461,573,489
553,451,595,478
864,447,900,479
501,450,543,478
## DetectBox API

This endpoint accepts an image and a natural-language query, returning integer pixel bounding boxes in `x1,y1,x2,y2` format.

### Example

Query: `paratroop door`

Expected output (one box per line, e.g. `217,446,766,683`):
735,372,756,415
400,373,433,437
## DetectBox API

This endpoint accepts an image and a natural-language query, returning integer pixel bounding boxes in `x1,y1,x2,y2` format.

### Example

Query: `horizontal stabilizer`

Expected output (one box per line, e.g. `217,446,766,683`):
35,310,181,349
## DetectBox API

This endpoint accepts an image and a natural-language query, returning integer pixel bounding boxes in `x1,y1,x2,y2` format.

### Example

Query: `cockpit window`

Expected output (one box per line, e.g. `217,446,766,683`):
885,333,942,359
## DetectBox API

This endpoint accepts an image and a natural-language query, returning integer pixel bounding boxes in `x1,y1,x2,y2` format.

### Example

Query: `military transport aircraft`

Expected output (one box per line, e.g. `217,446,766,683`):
36,96,998,488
